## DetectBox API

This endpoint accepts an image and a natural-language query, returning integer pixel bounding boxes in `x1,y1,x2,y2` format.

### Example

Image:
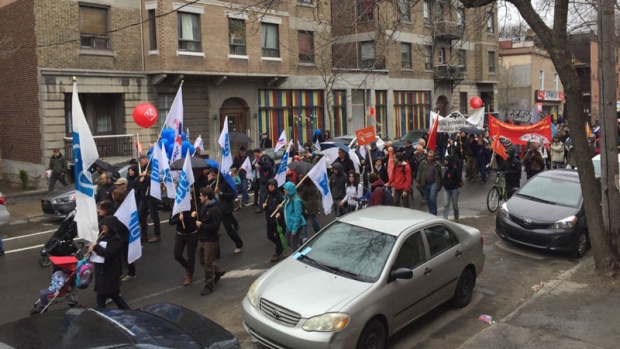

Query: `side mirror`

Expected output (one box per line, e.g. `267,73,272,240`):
388,268,413,283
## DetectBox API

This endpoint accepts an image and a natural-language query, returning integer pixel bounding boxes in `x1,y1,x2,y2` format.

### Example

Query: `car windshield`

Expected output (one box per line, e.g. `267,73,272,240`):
516,176,582,207
300,221,396,282
400,131,426,142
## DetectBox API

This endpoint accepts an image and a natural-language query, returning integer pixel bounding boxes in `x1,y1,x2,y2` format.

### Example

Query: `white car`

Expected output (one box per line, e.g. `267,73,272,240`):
329,135,385,152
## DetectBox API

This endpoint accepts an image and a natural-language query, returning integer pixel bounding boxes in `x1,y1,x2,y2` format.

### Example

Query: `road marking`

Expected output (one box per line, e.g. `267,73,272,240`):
5,244,44,254
3,229,56,241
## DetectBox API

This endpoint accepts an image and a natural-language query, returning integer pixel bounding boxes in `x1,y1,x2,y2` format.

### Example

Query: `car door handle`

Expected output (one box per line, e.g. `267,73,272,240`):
455,250,462,257
424,268,433,275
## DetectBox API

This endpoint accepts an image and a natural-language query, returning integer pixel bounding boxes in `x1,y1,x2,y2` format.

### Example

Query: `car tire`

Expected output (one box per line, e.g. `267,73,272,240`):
39,256,51,268
356,318,386,349
451,268,475,308
569,230,588,259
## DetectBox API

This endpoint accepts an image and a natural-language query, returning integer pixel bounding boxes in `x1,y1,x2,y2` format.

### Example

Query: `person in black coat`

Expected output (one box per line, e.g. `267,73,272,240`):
96,172,115,204
253,148,275,213
136,156,161,243
231,146,250,205
263,178,285,262
169,198,198,287
372,158,389,184
216,172,244,253
333,149,355,175
442,155,462,221
88,215,130,309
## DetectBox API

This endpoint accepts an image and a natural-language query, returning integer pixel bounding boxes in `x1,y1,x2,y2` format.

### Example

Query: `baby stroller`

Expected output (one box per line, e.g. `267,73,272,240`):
39,210,83,267
30,256,82,315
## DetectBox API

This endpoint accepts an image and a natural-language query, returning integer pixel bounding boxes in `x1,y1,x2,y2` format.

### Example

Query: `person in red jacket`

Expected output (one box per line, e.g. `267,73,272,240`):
387,152,412,208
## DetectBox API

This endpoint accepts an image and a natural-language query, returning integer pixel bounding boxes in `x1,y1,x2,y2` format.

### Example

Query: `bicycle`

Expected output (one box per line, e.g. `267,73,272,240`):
486,171,507,212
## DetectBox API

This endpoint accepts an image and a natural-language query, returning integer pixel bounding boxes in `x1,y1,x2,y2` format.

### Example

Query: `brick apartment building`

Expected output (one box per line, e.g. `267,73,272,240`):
0,0,498,182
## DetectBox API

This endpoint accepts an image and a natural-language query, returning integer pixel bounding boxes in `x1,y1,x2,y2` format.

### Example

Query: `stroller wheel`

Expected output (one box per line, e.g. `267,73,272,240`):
39,256,51,267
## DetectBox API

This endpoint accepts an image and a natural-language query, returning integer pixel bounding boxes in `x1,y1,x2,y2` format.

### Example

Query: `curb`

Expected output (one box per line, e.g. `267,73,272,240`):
9,215,53,226
4,189,47,200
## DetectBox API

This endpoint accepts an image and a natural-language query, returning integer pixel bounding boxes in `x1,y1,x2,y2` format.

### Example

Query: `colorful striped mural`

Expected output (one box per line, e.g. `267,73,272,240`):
332,90,347,137
258,90,324,145
375,90,387,139
393,91,431,137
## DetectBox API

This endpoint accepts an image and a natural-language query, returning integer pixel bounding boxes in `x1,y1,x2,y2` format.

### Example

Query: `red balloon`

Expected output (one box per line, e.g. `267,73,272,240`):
133,103,159,128
470,97,483,109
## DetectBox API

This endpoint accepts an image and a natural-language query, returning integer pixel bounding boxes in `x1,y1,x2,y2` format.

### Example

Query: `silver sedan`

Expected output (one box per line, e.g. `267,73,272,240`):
242,206,485,349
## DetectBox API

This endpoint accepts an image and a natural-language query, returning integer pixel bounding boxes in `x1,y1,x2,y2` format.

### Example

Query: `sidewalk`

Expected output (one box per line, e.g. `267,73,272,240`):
459,257,620,349
5,190,50,225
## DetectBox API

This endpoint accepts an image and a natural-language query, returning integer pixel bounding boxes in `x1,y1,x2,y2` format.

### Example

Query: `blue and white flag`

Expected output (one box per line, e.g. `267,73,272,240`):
172,149,195,217
219,116,233,172
149,142,162,200
160,143,175,199
165,85,184,164
273,130,287,153
114,189,141,264
275,141,292,187
306,156,333,215
72,82,99,243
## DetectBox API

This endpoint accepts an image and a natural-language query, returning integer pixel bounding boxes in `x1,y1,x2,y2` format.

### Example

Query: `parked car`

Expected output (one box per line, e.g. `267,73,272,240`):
0,191,10,228
391,130,427,152
0,303,240,349
41,164,130,217
242,206,485,349
496,169,589,258
262,148,285,169
328,135,385,153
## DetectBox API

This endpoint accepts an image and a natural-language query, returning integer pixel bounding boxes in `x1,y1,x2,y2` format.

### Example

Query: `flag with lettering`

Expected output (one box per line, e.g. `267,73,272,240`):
306,156,333,215
114,189,141,263
172,149,195,217
219,116,233,172
72,82,99,243
275,141,292,187
160,143,175,199
149,142,162,200
165,85,184,164
273,130,287,153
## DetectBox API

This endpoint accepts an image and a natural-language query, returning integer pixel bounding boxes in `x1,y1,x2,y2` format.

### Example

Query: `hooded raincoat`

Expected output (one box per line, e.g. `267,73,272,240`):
283,182,306,234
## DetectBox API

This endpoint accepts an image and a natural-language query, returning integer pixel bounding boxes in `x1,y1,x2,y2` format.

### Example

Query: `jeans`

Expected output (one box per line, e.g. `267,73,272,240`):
138,197,161,238
423,183,438,215
306,215,321,234
258,182,268,206
476,158,487,183
443,188,460,220
174,233,198,275
241,178,250,203
48,172,68,192
197,241,225,287
39,288,57,307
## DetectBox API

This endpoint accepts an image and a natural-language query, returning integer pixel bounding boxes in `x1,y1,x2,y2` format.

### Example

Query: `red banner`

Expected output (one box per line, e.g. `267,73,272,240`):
488,116,552,146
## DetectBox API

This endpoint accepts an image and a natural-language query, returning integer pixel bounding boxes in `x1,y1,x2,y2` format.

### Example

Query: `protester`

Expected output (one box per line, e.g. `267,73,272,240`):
416,151,442,215
550,136,565,169
366,142,384,163
522,143,544,180
88,215,130,309
47,148,68,192
215,171,244,254
96,172,115,203
280,182,306,252
373,158,389,184
500,148,522,199
263,178,284,262
169,199,198,287
231,147,250,205
475,138,490,185
193,187,226,296
442,155,461,221
137,156,161,243
368,173,390,206
253,148,275,213
329,163,346,217
126,166,140,202
111,178,128,209
465,135,477,181
387,153,412,208
297,179,322,237
333,148,354,174
340,171,363,213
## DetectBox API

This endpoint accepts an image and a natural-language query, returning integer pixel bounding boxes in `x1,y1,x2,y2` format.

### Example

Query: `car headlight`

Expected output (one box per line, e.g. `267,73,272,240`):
54,195,76,204
499,203,509,218
247,280,259,307
302,313,350,332
552,216,577,229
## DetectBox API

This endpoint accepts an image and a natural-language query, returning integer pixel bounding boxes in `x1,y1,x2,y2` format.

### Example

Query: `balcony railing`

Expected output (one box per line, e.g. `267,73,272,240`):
434,21,463,41
434,64,464,81
64,134,135,162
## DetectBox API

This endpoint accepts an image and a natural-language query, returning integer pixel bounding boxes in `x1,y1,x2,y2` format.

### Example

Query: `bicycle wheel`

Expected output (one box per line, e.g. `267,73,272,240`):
487,187,500,212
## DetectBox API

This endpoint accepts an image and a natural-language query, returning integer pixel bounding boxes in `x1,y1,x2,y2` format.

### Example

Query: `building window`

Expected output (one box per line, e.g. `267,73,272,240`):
487,11,494,33
554,73,559,91
401,43,412,68
438,48,446,64
79,5,110,49
158,93,175,129
539,70,545,89
459,49,467,72
360,41,375,68
457,8,465,29
488,51,495,73
148,10,157,50
375,90,388,138
178,12,201,51
298,31,314,63
399,0,411,22
298,0,312,4
262,23,280,57
425,45,433,70
332,90,348,136
357,0,374,21
423,0,431,25
229,19,246,55
393,91,432,136
459,92,468,114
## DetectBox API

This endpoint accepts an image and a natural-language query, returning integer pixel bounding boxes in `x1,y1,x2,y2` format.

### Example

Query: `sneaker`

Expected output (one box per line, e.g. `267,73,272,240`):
270,254,280,263
121,275,136,282
200,285,213,296
233,247,242,254
148,236,161,243
214,271,226,284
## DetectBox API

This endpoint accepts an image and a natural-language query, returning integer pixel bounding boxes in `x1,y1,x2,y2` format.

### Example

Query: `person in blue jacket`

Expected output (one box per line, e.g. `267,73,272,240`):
278,182,307,252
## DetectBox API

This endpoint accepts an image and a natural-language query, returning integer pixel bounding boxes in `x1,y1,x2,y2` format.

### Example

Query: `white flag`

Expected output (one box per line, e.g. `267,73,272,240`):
314,139,321,152
241,156,254,180
466,107,485,128
219,116,233,172
149,142,162,200
166,85,184,164
172,149,195,217
275,141,292,187
114,189,141,264
160,142,175,199
72,82,99,243
273,130,287,153
193,134,204,151
306,157,333,215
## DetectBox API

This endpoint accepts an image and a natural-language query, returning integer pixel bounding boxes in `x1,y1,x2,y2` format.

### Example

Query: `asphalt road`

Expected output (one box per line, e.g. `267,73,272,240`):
0,178,583,348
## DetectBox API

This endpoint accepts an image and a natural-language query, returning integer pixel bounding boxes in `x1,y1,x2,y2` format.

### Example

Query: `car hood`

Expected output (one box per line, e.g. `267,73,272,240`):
259,258,372,317
507,195,579,222
43,185,76,201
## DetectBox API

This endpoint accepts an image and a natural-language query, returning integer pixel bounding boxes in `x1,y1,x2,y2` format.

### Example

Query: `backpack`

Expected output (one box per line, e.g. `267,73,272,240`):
381,187,394,206
75,259,94,290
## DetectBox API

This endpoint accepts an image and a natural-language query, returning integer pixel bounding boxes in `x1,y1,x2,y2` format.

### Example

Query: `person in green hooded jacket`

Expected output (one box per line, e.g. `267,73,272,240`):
278,182,307,252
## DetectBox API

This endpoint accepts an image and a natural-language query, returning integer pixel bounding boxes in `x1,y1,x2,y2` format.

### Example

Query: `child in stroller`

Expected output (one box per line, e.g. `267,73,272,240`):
31,256,81,315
